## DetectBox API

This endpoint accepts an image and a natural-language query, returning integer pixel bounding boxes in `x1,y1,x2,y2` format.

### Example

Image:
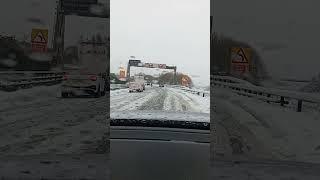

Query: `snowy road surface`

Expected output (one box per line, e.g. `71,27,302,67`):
212,86,320,164
0,85,109,156
0,154,110,179
111,86,209,114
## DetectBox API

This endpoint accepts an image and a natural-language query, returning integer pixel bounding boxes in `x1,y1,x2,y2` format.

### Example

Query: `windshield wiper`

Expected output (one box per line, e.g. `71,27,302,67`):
111,119,210,130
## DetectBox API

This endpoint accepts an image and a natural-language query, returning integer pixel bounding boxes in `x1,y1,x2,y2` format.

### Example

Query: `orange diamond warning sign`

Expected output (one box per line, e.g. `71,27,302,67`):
31,28,48,53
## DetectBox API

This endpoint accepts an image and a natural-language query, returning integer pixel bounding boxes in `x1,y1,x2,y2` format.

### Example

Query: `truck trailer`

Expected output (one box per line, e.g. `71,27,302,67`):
128,74,145,92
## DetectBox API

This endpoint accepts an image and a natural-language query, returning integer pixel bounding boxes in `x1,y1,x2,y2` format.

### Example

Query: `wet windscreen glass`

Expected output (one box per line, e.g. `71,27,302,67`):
110,0,210,127
212,0,320,179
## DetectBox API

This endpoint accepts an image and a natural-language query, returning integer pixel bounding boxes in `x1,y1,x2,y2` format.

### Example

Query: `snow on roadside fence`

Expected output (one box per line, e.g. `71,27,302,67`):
172,85,210,97
0,71,63,91
110,84,127,91
213,80,320,112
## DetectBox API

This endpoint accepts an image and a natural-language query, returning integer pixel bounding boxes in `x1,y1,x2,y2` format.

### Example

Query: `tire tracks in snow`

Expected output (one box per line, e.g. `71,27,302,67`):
163,90,183,111
137,88,167,110
110,89,149,111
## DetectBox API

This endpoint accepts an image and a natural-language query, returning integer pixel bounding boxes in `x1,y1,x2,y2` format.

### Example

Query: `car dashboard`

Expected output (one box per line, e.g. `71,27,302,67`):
110,119,210,180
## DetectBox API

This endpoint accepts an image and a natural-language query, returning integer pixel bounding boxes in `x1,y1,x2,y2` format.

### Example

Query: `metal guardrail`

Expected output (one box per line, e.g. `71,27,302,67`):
212,75,256,86
110,83,127,90
173,86,210,97
0,71,64,91
212,80,320,112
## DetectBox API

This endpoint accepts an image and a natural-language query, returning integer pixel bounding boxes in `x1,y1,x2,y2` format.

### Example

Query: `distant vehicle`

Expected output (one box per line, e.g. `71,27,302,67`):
132,74,145,90
159,84,164,87
129,82,144,92
61,38,108,98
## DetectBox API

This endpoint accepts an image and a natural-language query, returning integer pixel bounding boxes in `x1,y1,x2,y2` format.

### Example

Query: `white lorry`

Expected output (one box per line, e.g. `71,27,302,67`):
128,82,144,92
128,74,145,92
61,37,109,98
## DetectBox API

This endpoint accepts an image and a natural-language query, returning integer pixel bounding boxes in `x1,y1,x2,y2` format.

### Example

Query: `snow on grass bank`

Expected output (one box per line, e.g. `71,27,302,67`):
168,87,210,113
214,87,320,163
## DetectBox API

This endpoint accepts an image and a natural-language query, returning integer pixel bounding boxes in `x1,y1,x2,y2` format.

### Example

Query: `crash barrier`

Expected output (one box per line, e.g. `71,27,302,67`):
212,75,259,86
110,83,127,90
0,71,64,91
173,86,210,97
212,76,238,84
212,81,320,112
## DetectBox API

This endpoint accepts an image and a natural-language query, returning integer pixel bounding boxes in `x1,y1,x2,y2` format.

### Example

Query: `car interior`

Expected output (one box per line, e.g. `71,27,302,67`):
110,119,210,180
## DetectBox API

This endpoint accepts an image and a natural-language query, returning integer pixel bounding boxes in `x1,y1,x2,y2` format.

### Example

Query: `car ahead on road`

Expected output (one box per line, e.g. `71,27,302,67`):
61,70,107,98
128,82,144,93
159,84,164,87
110,111,210,180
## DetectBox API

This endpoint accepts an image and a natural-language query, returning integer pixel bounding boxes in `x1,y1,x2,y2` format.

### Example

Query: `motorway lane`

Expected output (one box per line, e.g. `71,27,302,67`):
0,85,109,156
0,85,208,156
111,86,209,113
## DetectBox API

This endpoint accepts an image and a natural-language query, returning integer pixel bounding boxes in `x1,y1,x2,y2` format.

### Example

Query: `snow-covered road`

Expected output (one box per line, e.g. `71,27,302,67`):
111,86,210,113
0,85,109,156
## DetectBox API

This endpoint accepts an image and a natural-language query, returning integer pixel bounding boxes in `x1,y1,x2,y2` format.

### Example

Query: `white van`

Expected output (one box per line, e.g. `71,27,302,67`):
128,82,144,92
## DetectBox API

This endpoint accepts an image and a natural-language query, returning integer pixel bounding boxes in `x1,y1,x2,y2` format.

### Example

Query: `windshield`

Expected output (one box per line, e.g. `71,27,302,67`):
110,0,210,127
212,0,320,172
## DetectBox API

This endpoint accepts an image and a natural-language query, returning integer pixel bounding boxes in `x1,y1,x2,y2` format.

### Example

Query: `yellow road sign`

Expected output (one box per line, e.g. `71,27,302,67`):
31,28,48,44
231,47,251,64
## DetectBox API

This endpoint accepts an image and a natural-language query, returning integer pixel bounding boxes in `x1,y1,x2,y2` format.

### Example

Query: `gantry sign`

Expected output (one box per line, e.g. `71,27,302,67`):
53,0,109,66
127,59,178,85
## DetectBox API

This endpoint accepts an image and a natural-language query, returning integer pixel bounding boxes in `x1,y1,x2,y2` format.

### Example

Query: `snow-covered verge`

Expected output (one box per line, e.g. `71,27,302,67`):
168,87,210,113
0,85,109,156
179,86,210,96
301,75,320,93
261,78,310,92
213,87,320,164
192,84,210,92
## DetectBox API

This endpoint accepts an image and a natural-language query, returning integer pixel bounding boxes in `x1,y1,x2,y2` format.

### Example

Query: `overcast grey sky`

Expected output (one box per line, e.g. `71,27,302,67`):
0,0,209,86
110,0,210,86
213,0,320,80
